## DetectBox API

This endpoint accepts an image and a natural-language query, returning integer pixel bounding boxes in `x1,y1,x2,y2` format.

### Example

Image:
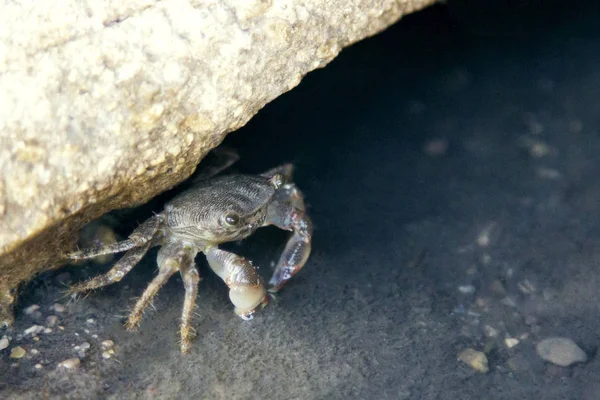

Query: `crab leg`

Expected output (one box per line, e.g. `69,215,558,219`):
261,163,294,182
204,247,268,319
179,261,200,354
264,203,312,292
68,240,153,293
124,243,192,332
69,215,163,260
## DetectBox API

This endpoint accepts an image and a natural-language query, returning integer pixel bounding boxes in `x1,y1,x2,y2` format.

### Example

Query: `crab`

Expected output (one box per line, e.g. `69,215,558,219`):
68,163,312,353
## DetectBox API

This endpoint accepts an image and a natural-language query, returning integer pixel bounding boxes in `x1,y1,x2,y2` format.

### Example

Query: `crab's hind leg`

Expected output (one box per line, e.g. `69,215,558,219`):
124,243,195,333
205,246,268,320
264,196,312,293
68,240,153,294
179,259,201,354
69,214,164,261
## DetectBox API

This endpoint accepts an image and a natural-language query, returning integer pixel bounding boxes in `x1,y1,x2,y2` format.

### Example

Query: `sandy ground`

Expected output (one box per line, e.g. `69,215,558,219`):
2,4,600,399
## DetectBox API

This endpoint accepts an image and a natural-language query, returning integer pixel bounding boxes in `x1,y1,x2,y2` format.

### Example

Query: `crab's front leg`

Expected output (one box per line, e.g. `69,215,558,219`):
123,242,200,354
264,199,313,292
204,246,268,319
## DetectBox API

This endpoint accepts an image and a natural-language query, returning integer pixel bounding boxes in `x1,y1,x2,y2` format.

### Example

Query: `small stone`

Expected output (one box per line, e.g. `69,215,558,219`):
30,349,40,355
80,342,91,350
101,351,112,359
501,296,517,308
483,325,499,338
46,315,59,327
53,303,66,313
101,340,115,350
24,325,44,336
517,279,536,295
489,280,507,296
57,358,81,370
86,318,95,324
24,304,40,315
458,348,489,373
10,346,27,359
504,338,520,348
458,285,476,295
34,364,43,369
91,334,98,339
43,328,52,334
0,336,9,350
536,337,587,367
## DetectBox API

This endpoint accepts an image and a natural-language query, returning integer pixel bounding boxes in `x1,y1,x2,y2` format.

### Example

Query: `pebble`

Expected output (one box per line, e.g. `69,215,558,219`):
53,303,66,313
102,351,112,359
46,315,59,327
10,346,27,359
500,296,517,308
489,280,507,296
30,349,40,355
483,325,499,338
34,364,43,370
57,358,81,370
458,285,476,295
504,338,520,349
0,336,9,350
24,325,44,336
536,337,587,367
24,304,40,315
458,348,489,373
101,340,115,350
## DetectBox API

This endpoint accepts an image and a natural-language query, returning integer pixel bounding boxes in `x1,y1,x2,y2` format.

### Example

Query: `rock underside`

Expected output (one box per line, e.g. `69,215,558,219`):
0,0,436,324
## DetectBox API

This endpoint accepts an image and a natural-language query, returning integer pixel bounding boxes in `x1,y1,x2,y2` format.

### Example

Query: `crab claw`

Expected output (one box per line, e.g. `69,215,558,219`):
204,246,269,319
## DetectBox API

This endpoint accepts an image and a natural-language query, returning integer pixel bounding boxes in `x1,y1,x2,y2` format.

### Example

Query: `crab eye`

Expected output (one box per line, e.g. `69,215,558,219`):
221,213,241,227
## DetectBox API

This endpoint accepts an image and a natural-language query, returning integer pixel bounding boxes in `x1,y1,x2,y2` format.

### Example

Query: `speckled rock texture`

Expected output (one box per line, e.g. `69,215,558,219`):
0,0,436,325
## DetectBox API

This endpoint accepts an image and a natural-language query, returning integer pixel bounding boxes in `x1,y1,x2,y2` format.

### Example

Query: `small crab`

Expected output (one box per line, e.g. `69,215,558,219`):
68,163,312,353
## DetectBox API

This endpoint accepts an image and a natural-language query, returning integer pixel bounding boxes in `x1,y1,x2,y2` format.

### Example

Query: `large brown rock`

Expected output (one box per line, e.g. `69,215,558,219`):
0,0,436,325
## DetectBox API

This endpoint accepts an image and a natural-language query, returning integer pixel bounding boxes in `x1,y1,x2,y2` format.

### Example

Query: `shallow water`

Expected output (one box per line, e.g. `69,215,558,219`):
3,4,600,399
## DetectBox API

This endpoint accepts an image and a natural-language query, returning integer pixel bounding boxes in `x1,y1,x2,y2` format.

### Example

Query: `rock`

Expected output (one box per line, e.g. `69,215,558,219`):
458,348,489,373
101,340,115,350
57,358,81,370
10,346,26,359
52,303,66,313
24,325,44,336
504,337,520,349
23,304,40,315
0,336,9,350
536,337,587,367
46,315,59,327
0,0,437,327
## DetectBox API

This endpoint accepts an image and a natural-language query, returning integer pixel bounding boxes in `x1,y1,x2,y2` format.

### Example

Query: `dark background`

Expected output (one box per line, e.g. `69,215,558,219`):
3,2,600,399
